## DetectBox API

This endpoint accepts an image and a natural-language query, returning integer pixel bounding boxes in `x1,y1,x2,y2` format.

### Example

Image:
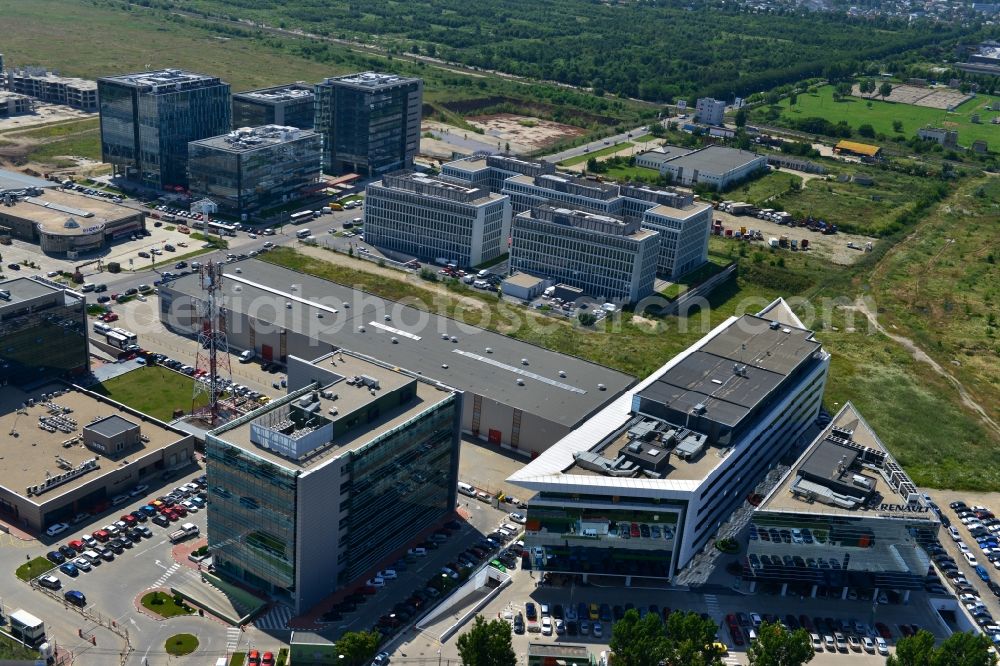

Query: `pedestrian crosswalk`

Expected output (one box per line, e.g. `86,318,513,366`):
226,627,241,652
254,604,293,631
150,562,180,589
703,593,721,620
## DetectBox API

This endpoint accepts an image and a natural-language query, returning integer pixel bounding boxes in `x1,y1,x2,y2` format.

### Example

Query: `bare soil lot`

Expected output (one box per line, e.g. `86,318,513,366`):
466,113,585,153
850,83,972,110
713,210,878,265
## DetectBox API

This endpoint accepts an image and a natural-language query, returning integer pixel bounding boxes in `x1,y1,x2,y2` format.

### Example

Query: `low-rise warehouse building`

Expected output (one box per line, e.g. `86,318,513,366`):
833,140,883,161
0,382,195,532
654,145,767,190
158,259,634,456
745,402,939,602
0,189,145,255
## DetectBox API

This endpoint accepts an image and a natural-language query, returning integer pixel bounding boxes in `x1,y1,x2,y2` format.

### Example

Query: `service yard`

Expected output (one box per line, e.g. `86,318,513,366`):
711,210,877,265
467,113,586,153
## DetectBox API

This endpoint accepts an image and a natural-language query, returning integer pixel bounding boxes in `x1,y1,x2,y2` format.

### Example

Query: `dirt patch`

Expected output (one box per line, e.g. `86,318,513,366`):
630,315,659,331
0,102,93,133
850,83,972,110
712,210,877,265
466,114,585,153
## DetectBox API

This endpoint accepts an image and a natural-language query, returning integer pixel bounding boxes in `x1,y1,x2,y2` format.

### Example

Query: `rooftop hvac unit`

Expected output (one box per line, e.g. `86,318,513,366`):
485,347,492,353
769,320,781,330
627,442,642,454
516,378,525,386
559,370,566,377
521,358,529,365
691,403,707,415
852,474,873,489
598,384,606,391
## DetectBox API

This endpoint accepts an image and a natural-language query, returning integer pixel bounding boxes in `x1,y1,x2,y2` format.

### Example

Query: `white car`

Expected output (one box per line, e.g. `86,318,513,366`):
45,523,69,537
862,637,875,654
73,557,92,572
379,569,398,580
875,637,889,656
750,613,763,627
965,552,979,566
541,617,552,636
366,577,385,588
959,541,971,553
961,593,981,602
811,633,823,652
509,512,527,524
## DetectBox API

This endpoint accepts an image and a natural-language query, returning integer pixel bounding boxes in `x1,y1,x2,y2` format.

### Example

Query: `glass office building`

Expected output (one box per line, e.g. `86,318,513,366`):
232,84,315,130
745,403,939,601
0,277,88,387
98,69,231,190
206,352,461,613
314,72,422,177
188,126,322,215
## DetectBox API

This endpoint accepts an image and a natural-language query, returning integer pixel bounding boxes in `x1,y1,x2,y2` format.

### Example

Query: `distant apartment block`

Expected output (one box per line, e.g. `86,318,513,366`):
7,68,97,111
694,97,726,126
0,92,34,117
98,69,231,190
365,170,511,267
188,125,322,215
654,146,767,189
314,72,422,177
510,204,660,304
917,127,958,148
232,83,314,130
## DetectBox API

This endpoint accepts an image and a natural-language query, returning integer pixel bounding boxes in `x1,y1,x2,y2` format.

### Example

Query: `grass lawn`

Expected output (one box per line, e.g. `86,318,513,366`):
735,171,803,205
91,366,204,422
141,591,195,618
27,129,101,164
11,117,99,140
16,556,54,581
230,652,247,666
559,142,633,167
602,164,663,183
755,84,1000,149
0,634,38,660
165,634,199,657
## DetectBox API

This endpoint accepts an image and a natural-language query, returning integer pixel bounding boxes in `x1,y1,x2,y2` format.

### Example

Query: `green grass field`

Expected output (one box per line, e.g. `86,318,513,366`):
757,85,1000,148
602,164,662,183
737,171,803,204
12,118,100,140
165,634,199,656
0,634,38,661
142,591,195,618
16,556,54,581
560,142,633,167
26,129,101,164
92,366,203,422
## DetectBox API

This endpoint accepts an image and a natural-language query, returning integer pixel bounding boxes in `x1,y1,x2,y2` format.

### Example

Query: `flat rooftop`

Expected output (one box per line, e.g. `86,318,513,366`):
0,168,57,192
320,72,421,89
86,414,137,439
214,354,453,472
663,146,764,175
0,276,63,308
760,403,933,520
234,84,313,102
635,315,822,428
504,272,545,288
444,158,489,173
0,383,186,504
192,126,317,152
99,69,223,90
377,171,504,205
9,71,96,90
1,189,137,234
646,200,711,220
164,260,633,428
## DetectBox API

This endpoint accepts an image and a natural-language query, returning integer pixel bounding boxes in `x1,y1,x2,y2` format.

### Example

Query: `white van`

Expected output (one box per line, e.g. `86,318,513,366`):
457,481,476,497
239,350,254,363
93,321,111,334
296,228,312,239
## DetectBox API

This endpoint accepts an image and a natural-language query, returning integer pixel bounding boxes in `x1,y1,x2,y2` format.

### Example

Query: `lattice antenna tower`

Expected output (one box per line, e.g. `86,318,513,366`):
192,259,232,425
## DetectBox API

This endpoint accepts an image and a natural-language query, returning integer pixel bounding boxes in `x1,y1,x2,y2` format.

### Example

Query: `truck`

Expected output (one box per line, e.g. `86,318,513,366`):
9,609,46,647
169,523,199,543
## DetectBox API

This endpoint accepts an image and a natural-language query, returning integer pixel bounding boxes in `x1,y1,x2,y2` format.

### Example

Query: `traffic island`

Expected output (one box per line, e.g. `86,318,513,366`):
141,591,195,618
165,633,199,656
16,557,53,581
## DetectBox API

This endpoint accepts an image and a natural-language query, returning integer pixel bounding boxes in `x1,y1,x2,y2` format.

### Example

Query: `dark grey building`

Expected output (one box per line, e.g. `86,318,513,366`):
187,125,322,215
314,72,422,177
205,352,461,613
97,69,231,190
232,83,315,130
0,277,89,387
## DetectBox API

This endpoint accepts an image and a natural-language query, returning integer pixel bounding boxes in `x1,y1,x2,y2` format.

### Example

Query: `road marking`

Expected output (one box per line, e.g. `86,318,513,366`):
133,539,167,557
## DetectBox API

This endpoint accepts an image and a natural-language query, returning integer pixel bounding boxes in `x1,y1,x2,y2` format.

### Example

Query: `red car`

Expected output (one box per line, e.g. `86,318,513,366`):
875,622,892,639
262,653,275,666
729,623,744,646
92,529,110,543
630,522,640,538
121,514,137,526
68,539,85,552
173,505,187,517
248,650,261,666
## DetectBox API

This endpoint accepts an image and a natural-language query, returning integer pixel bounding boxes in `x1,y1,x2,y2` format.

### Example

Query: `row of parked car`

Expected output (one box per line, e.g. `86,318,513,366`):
40,477,208,590
727,612,891,656
940,500,1000,642
63,181,124,204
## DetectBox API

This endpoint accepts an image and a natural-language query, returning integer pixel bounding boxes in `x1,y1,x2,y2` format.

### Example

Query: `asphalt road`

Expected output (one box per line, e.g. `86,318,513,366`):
541,122,658,165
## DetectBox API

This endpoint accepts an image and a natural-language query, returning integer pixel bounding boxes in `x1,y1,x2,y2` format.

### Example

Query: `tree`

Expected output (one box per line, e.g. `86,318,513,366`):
892,119,904,133
747,621,814,666
887,630,937,666
860,79,876,95
932,631,996,666
789,92,797,106
835,81,852,97
858,124,876,138
663,611,725,666
578,311,597,326
609,609,669,666
456,615,516,666
336,630,380,666
734,107,748,128
879,81,893,100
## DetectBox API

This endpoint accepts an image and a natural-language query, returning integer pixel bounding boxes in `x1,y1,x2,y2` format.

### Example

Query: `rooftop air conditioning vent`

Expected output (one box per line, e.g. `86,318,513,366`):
598,384,606,391
692,403,707,415
769,320,781,330
516,378,525,386
559,370,566,377
521,358,529,365
485,347,492,353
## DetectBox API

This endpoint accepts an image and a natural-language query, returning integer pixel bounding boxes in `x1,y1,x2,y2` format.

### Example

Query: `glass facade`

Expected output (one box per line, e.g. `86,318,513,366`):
98,73,231,190
0,293,88,386
232,95,315,130
206,439,297,595
745,512,939,593
188,131,322,214
342,399,457,581
314,75,422,177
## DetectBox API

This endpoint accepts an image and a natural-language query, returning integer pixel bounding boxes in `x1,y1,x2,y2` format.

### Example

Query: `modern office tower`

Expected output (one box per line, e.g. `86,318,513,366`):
0,276,89,385
205,352,461,613
364,170,511,267
98,69,231,189
510,204,660,304
232,84,315,130
314,72,422,177
188,125,322,215
510,298,830,581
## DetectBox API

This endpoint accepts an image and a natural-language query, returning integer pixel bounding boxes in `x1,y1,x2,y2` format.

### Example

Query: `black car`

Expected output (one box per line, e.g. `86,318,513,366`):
99,548,114,561
126,528,143,542
152,514,170,527
513,613,525,634
552,604,564,620
47,550,66,564
130,510,147,523
59,545,78,560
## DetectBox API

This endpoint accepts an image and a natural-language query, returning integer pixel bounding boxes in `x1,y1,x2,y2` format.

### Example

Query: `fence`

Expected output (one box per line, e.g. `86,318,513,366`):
29,578,133,665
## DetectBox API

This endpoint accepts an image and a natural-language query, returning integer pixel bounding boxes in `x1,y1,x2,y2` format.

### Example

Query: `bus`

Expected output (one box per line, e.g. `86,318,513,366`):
106,328,138,350
9,609,46,647
290,210,313,224
207,221,238,237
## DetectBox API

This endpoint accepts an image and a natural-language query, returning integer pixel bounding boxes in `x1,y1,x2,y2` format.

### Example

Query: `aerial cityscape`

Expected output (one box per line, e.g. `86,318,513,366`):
0,0,998,664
